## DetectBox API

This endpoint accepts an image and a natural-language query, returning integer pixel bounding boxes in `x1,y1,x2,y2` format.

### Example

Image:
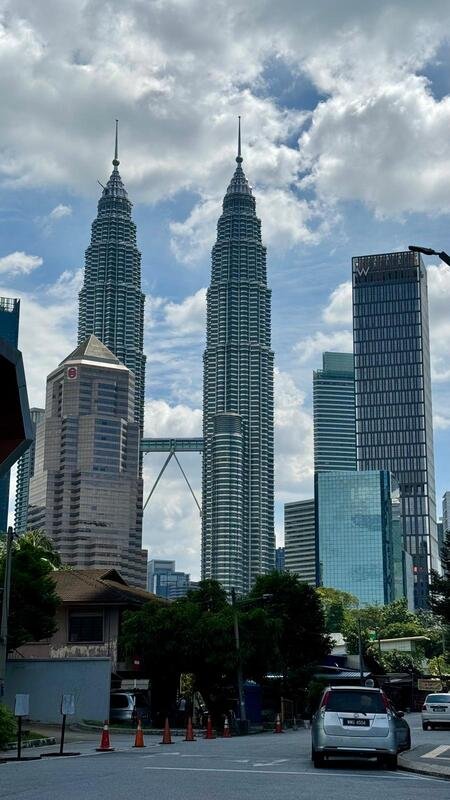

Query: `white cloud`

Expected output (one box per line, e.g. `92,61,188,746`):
0,269,80,406
0,251,43,275
274,369,314,501
164,288,206,334
6,2,450,261
322,280,352,325
48,203,72,220
294,329,353,365
144,399,202,438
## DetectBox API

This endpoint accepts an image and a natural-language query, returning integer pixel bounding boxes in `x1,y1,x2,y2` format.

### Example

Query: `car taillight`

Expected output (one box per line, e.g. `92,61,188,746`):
381,692,389,710
320,690,330,710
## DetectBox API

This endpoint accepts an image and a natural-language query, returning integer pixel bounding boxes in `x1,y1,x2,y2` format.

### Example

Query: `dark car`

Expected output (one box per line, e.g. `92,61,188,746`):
109,691,151,724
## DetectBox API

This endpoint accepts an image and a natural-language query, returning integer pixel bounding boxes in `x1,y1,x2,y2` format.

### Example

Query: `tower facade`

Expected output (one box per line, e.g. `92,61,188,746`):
284,499,316,586
313,352,356,472
78,124,146,436
0,296,20,531
28,335,147,587
202,126,274,594
352,250,438,607
14,407,45,533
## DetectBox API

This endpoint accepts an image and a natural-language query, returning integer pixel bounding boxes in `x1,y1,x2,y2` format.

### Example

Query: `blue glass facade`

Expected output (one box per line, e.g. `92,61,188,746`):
0,297,20,531
316,470,398,606
352,251,438,608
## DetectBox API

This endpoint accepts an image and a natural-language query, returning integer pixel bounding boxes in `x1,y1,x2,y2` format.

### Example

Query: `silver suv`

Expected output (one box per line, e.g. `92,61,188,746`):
311,685,410,769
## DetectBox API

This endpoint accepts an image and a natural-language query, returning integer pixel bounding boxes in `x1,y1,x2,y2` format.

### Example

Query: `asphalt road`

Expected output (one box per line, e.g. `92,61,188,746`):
1,714,449,800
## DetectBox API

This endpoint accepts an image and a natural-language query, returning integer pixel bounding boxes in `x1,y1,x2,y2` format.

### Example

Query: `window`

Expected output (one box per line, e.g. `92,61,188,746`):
68,611,103,642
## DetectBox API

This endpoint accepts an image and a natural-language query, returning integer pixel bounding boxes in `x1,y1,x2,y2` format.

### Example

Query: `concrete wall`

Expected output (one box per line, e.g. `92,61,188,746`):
4,657,111,723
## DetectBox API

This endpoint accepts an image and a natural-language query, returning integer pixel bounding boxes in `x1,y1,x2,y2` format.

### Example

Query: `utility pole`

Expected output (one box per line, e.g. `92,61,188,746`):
358,617,364,685
231,588,247,725
0,526,14,697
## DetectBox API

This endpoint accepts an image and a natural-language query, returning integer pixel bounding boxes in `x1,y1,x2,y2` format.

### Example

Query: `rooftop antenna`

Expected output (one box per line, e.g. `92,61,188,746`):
112,119,120,168
236,115,243,164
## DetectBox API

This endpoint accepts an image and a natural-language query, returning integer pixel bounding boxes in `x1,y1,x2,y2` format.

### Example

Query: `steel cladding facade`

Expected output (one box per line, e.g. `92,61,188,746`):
78,149,146,437
201,150,274,594
352,250,438,607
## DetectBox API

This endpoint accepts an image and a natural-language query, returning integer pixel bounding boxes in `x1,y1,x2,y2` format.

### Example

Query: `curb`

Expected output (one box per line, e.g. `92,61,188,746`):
2,737,56,752
399,753,450,781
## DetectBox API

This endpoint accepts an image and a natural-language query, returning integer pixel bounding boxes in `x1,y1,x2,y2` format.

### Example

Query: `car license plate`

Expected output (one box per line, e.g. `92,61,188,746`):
343,718,369,726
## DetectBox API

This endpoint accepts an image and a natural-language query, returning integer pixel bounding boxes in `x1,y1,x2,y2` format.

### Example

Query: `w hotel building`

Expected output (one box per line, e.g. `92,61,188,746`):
352,250,439,607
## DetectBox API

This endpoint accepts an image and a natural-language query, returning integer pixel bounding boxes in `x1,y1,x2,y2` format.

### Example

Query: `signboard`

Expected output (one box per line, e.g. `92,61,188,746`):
67,366,78,380
14,694,29,717
418,678,442,692
61,694,76,716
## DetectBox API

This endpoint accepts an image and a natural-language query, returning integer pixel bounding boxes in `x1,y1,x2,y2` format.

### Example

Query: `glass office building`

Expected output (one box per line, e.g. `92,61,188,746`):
147,559,191,599
14,407,45,533
316,470,399,606
313,352,356,472
284,498,316,585
0,297,20,531
352,251,438,607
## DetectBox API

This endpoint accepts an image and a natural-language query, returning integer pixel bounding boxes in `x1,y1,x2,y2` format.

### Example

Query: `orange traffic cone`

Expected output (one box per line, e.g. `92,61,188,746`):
204,714,216,739
184,717,196,742
133,717,145,748
222,716,231,738
274,713,283,734
96,720,114,751
161,717,173,745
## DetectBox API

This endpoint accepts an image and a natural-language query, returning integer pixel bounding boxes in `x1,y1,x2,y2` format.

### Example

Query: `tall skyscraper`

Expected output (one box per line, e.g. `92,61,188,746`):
316,470,400,606
78,123,146,436
353,250,438,607
202,122,274,595
442,491,450,535
14,407,45,533
313,352,356,472
284,499,316,585
0,297,20,531
28,335,147,586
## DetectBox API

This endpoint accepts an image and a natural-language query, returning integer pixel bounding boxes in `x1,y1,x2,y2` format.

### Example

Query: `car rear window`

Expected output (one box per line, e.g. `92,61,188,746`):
326,690,385,713
426,695,450,703
110,694,131,709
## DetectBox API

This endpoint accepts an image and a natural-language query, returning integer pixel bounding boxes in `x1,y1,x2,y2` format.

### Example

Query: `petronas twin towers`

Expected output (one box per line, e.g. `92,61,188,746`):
202,123,275,594
75,120,275,591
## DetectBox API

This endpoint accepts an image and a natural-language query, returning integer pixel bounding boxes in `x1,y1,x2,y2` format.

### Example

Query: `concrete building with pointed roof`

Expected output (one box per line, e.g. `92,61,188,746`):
28,335,147,587
201,121,275,594
78,123,146,438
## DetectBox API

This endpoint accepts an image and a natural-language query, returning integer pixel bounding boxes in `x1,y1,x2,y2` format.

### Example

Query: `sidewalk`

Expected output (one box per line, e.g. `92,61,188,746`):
399,744,450,780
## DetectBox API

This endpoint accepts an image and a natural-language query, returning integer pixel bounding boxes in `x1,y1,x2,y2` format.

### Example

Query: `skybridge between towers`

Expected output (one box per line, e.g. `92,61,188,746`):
140,438,204,516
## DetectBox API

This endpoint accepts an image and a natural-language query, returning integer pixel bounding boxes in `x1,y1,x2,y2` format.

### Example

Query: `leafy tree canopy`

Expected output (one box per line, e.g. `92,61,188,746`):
429,531,450,626
0,530,60,651
316,586,359,633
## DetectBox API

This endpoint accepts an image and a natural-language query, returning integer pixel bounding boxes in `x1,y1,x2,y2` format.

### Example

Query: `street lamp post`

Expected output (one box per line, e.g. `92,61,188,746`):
408,245,450,267
0,527,14,697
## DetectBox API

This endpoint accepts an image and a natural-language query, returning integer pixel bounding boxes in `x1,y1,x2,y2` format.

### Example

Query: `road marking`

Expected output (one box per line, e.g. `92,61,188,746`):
421,745,450,759
143,765,435,781
252,758,289,766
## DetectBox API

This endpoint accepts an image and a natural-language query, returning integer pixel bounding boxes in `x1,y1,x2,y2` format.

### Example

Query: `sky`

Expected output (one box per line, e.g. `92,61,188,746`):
3,1,450,579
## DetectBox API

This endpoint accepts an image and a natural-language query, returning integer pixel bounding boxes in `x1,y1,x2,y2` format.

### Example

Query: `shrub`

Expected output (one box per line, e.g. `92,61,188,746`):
0,704,17,749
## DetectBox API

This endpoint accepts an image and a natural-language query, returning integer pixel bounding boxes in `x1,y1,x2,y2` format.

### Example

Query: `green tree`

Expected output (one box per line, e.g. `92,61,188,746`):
316,586,359,633
429,532,450,626
0,531,60,651
249,572,331,691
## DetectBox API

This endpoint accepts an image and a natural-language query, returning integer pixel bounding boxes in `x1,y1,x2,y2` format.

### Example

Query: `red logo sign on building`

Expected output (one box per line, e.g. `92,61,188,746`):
67,366,78,380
